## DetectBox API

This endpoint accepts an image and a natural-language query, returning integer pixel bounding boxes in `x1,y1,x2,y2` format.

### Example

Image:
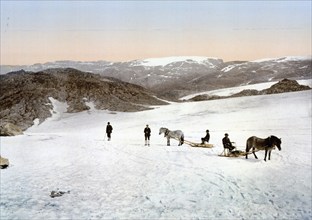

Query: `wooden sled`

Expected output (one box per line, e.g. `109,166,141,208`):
219,149,246,157
184,140,214,148
219,148,259,157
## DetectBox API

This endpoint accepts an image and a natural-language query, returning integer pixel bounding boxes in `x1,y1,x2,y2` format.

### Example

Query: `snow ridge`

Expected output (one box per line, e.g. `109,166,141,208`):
135,56,219,67
250,56,311,63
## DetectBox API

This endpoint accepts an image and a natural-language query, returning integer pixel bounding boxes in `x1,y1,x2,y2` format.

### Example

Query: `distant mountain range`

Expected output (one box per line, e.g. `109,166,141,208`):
1,56,311,100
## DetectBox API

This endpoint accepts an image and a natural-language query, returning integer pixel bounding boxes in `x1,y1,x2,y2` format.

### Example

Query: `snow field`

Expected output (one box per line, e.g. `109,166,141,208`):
1,90,311,219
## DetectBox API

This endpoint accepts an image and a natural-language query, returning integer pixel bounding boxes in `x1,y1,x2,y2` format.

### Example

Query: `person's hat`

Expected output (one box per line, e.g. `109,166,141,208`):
206,130,209,132
225,133,228,136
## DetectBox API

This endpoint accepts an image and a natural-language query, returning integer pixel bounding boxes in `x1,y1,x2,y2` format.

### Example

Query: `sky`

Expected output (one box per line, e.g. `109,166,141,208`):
1,1,311,65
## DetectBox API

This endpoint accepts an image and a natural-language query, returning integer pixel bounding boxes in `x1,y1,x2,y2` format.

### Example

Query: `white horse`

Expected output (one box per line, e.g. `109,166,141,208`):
159,127,184,146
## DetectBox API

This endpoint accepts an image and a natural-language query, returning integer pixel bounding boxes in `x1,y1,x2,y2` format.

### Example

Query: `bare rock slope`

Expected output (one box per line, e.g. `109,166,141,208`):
0,68,166,132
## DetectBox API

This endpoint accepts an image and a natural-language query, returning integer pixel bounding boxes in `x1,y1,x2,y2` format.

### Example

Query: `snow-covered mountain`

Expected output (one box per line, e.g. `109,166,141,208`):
131,56,220,67
1,56,311,99
1,84,311,219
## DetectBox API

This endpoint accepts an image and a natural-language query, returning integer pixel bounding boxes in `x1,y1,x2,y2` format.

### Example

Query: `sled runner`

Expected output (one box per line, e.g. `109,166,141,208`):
184,140,214,148
219,149,246,157
219,148,259,157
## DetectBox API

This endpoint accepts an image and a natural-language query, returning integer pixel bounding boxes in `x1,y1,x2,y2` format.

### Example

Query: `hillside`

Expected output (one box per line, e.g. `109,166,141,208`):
0,68,166,132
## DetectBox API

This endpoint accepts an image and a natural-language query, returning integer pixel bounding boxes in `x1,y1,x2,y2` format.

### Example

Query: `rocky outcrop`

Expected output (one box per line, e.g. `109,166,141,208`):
50,190,70,198
0,156,9,169
189,94,222,102
0,123,23,136
189,79,311,102
230,89,261,97
262,78,311,94
0,68,167,133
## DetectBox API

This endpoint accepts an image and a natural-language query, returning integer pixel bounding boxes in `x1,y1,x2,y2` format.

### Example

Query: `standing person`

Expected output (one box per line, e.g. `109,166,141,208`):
106,122,113,141
222,133,235,153
144,124,151,146
201,130,210,144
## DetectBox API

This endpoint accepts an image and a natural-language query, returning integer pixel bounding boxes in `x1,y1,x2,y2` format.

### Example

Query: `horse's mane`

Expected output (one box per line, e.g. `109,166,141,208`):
270,135,280,141
267,135,281,146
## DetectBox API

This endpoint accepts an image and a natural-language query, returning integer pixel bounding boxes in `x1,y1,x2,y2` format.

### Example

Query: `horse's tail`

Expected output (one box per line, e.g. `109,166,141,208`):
246,136,255,152
181,134,184,145
245,137,252,159
245,139,249,152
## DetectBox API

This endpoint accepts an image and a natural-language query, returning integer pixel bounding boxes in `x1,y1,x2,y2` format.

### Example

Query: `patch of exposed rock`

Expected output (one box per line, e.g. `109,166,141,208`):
262,78,311,94
0,68,167,133
188,94,222,102
189,79,311,102
0,123,23,136
229,89,262,98
0,156,9,169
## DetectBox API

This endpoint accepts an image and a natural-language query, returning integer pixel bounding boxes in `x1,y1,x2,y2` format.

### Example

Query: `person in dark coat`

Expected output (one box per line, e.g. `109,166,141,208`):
144,124,151,146
201,130,210,144
222,133,235,152
106,122,113,141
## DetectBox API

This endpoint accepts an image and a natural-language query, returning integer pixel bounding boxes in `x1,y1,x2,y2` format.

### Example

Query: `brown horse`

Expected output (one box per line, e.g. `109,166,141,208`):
246,135,281,161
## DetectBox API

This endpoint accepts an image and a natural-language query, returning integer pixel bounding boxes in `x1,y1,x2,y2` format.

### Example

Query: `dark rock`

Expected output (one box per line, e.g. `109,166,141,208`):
0,123,23,136
263,78,311,94
0,156,9,169
230,89,260,97
50,190,70,198
189,94,222,102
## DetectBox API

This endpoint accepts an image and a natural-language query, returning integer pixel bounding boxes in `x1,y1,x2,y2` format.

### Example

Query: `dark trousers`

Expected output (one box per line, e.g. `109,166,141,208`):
201,138,209,143
224,144,235,151
145,135,150,140
107,133,111,140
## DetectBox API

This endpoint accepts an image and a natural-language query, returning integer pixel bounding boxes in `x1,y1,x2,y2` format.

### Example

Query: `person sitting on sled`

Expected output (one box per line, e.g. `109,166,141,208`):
222,133,235,152
201,130,210,144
